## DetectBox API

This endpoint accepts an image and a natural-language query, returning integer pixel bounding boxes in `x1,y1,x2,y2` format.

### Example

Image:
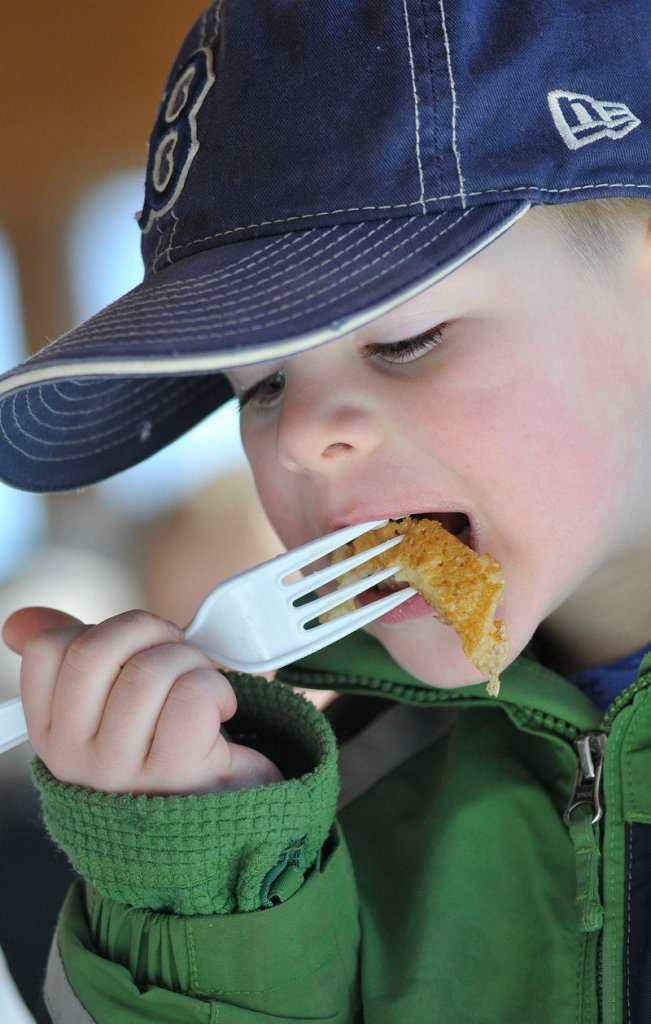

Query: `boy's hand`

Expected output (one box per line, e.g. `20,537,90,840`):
3,607,282,795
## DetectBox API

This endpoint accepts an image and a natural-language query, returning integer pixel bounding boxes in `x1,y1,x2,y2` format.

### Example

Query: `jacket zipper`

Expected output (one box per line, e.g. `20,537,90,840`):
563,733,608,1022
559,674,651,1023
284,662,651,1022
564,733,607,828
495,705,611,1021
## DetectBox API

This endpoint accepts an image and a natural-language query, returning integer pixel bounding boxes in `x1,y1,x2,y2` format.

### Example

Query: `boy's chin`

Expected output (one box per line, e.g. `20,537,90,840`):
394,650,492,690
368,620,524,691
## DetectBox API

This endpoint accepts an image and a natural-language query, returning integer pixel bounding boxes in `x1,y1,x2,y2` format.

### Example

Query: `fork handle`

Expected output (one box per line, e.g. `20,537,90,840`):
0,697,28,755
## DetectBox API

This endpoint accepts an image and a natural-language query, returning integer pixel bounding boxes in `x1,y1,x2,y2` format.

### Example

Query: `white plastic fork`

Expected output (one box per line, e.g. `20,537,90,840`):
0,520,415,756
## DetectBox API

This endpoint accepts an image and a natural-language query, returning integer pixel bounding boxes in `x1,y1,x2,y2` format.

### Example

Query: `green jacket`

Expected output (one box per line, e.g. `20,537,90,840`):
36,634,651,1023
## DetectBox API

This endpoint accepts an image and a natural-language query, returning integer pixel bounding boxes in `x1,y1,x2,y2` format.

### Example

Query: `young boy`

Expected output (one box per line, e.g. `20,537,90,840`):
0,2,650,1021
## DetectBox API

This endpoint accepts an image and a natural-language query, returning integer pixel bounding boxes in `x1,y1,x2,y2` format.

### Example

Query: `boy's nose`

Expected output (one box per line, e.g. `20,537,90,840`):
276,392,384,474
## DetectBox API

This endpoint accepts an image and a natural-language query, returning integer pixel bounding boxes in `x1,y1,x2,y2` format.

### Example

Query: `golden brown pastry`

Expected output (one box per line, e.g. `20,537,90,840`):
328,516,508,695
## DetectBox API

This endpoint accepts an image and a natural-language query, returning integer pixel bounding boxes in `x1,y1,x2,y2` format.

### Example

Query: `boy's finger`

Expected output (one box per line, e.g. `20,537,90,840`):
93,643,216,779
144,669,238,794
3,606,83,655
19,623,89,748
50,610,184,745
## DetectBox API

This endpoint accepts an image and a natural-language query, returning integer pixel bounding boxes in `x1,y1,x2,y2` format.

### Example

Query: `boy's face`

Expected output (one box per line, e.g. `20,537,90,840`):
230,208,651,686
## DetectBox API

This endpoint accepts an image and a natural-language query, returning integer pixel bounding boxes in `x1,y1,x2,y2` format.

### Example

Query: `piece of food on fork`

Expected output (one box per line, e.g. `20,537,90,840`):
324,516,508,696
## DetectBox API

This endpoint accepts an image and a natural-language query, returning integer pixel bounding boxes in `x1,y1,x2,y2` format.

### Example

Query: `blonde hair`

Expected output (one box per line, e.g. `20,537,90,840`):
539,197,651,282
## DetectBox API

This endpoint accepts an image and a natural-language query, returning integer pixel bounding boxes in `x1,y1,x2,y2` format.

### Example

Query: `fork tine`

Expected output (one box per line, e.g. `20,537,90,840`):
308,586,418,639
298,564,404,624
272,518,389,579
182,518,416,678
287,533,403,598
201,585,418,675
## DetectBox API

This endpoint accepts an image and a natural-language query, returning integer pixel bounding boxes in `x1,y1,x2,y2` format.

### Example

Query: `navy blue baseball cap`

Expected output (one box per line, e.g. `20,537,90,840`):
0,0,649,491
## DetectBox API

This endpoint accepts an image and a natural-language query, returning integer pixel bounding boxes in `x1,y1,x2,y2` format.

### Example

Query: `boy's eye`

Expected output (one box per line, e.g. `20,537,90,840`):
362,323,448,364
237,322,448,408
238,369,285,410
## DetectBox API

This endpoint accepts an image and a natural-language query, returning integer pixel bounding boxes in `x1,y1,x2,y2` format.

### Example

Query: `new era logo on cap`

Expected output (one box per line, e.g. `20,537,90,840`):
548,89,641,150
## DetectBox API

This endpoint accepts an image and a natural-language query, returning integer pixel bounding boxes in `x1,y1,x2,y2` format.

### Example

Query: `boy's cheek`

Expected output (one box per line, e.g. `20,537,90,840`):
487,392,627,565
250,467,313,551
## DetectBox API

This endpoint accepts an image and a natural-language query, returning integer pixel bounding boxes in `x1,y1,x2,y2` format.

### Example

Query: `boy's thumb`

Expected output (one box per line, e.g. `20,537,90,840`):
2,606,84,655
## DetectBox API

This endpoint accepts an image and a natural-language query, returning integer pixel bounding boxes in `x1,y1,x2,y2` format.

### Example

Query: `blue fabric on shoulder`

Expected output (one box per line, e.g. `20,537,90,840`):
569,642,651,712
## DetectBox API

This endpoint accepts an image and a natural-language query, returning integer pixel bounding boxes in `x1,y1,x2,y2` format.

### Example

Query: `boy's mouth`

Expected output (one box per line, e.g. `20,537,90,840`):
410,511,471,543
312,510,475,626
373,511,471,593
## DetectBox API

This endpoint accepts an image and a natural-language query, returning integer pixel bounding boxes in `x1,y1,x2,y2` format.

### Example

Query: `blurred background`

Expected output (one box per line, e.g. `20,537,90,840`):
0,5,297,1020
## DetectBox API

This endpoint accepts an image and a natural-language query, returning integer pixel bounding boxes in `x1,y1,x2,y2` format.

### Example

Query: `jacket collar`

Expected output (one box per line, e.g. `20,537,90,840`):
278,632,604,733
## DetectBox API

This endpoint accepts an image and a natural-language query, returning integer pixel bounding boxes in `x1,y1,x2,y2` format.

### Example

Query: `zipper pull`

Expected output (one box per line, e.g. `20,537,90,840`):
564,733,607,827
565,732,607,933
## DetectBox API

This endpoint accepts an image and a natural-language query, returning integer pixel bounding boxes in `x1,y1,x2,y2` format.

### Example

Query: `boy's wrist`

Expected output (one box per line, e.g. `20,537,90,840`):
33,676,339,915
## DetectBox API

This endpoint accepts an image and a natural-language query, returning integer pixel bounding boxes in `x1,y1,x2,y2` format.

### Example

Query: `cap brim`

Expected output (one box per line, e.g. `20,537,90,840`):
0,201,529,491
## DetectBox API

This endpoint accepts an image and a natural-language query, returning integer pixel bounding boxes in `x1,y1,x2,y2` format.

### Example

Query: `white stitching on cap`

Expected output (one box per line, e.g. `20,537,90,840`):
401,0,427,214
163,201,430,255
465,182,651,198
159,225,343,303
153,211,473,332
200,5,211,48
161,211,180,266
213,0,224,41
2,378,218,459
49,232,318,350
50,218,433,342
0,208,529,430
152,220,168,267
0,212,474,465
25,378,183,437
36,377,159,418
159,227,345,307
160,181,649,258
160,223,387,312
159,228,307,287
48,225,398,348
438,0,466,209
48,227,363,353
54,225,393,341
200,0,225,50
45,211,472,346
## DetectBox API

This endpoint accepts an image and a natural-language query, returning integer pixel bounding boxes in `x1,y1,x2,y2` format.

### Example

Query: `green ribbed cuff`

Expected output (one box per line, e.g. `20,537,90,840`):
33,676,338,916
